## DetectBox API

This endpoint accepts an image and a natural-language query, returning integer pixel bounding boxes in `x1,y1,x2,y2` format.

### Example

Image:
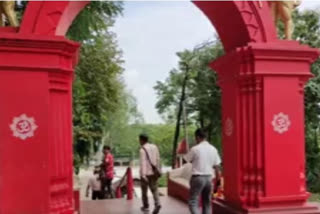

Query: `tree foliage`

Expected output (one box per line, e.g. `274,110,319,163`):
66,3,125,173
154,40,224,149
73,33,124,169
103,90,145,159
108,123,195,166
67,1,123,42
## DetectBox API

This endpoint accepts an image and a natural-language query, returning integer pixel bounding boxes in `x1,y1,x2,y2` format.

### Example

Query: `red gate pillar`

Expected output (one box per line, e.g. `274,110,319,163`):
0,33,79,214
212,41,320,214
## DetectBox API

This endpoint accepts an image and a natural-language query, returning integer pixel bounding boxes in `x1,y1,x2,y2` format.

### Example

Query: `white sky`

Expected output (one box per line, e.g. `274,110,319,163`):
112,1,320,124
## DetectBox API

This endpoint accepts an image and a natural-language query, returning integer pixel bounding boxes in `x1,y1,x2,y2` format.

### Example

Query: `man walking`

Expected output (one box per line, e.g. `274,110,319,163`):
139,134,162,214
186,129,221,214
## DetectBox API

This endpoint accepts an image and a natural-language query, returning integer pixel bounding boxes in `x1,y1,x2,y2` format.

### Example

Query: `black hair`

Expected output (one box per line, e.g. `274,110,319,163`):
139,133,149,142
103,145,111,151
195,128,207,139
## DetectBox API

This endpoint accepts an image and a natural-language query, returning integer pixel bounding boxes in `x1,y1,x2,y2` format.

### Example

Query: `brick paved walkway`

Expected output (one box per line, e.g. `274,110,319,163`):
81,196,189,214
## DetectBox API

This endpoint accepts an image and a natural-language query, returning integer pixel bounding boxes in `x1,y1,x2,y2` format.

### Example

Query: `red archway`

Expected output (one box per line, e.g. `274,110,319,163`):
20,1,277,50
194,1,277,51
0,1,319,214
20,1,88,36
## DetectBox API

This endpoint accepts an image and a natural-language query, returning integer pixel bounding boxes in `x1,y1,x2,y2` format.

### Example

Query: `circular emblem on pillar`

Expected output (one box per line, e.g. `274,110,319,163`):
225,118,233,137
272,112,291,134
10,114,38,140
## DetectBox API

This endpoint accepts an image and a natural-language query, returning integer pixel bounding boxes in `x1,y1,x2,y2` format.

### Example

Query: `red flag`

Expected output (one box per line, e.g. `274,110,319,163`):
177,138,189,154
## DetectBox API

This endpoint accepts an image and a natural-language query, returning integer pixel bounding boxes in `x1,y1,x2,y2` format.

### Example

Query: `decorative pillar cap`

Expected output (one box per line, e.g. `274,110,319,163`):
211,41,320,77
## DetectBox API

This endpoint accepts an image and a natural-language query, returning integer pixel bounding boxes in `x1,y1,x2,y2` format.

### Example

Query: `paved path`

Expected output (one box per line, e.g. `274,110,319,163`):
81,196,189,214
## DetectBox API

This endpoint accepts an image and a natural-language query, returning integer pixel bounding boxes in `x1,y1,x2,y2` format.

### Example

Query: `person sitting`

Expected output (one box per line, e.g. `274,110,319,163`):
86,169,103,200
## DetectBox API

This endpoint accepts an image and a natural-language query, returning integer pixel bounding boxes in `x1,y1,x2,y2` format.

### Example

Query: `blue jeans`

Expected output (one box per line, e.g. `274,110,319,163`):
189,175,212,214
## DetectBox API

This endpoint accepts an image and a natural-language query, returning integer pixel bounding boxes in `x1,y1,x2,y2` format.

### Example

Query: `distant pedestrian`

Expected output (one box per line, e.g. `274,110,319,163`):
185,128,221,214
102,145,114,199
139,133,162,214
86,170,103,200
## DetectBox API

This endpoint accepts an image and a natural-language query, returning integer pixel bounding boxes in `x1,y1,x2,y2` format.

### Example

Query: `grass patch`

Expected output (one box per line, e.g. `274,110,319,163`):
309,193,320,202
158,174,168,187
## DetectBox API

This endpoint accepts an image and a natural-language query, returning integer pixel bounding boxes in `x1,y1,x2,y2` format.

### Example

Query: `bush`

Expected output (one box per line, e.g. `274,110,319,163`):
158,174,168,188
306,128,320,193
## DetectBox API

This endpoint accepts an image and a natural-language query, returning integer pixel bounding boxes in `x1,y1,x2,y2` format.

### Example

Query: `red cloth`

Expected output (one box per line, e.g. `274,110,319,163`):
177,138,188,154
105,153,114,179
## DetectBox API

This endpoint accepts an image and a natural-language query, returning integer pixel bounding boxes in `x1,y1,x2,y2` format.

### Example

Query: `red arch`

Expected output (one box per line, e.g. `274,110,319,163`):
20,1,89,36
8,2,319,214
19,1,277,52
194,1,277,52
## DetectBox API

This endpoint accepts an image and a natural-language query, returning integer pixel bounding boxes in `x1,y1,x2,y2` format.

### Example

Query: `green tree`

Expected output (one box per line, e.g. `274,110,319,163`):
154,40,223,150
110,123,195,166
68,2,125,172
67,1,123,42
73,34,124,170
104,91,145,159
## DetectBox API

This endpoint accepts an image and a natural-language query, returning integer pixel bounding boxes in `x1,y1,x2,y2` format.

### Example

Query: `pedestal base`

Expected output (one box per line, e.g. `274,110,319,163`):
213,200,320,214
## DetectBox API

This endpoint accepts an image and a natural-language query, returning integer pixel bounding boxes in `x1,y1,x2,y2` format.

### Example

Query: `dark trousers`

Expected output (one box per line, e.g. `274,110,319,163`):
102,178,114,199
189,175,212,214
141,175,160,208
92,191,103,200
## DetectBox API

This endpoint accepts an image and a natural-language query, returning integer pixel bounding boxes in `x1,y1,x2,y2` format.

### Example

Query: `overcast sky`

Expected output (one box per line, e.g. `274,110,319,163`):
112,1,320,124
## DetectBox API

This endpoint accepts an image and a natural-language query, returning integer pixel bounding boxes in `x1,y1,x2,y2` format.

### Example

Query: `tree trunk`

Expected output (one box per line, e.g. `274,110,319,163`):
199,114,205,129
171,64,189,169
207,123,213,142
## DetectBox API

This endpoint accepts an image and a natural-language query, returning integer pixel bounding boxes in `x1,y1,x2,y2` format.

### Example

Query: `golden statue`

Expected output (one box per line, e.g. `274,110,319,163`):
0,1,18,27
258,0,301,39
270,0,301,40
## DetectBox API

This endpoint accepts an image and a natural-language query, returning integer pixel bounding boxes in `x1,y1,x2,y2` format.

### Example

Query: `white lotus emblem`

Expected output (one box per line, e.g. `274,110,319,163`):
10,114,38,140
272,112,291,134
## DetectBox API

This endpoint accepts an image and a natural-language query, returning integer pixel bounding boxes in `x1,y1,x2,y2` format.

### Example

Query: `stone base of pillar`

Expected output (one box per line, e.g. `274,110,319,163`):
213,199,320,214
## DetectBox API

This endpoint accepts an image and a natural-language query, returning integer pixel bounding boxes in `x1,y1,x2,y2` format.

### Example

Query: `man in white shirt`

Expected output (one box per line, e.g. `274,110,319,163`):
139,133,162,214
86,169,103,200
185,128,221,214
